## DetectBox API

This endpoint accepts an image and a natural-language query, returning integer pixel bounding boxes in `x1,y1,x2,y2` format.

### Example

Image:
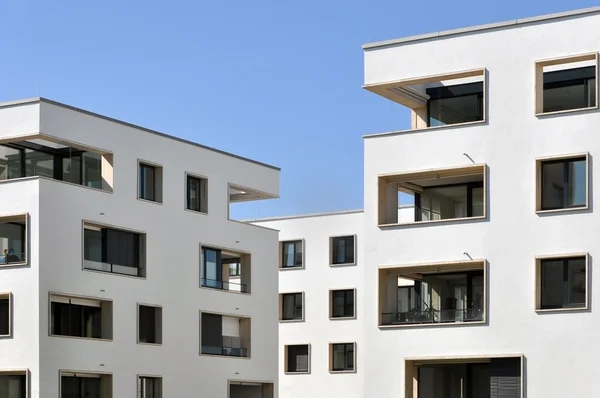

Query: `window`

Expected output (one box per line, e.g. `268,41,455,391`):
200,312,250,357
83,223,146,277
331,343,355,372
285,344,309,373
0,293,11,337
0,214,27,266
186,175,208,213
201,247,250,293
280,293,303,321
138,162,162,203
538,256,587,310
138,305,162,344
60,372,112,398
378,164,486,226
228,263,241,277
538,156,587,211
330,236,355,265
50,294,113,340
281,240,303,269
330,289,355,319
138,376,162,398
0,371,27,398
427,82,484,127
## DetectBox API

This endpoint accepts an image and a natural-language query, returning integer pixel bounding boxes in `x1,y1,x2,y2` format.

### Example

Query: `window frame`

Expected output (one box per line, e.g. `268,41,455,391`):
0,292,12,338
284,344,311,374
329,289,356,320
185,173,208,214
137,160,163,204
49,292,113,341
536,153,589,214
535,253,589,312
280,292,304,322
137,304,162,345
329,235,357,266
137,375,162,398
0,369,29,398
280,240,304,270
330,342,356,373
59,370,112,398
0,213,28,267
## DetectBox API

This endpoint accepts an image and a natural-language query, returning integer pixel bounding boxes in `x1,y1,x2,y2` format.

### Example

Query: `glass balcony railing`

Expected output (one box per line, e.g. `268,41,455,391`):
201,278,248,293
381,308,484,326
83,260,142,277
201,345,248,357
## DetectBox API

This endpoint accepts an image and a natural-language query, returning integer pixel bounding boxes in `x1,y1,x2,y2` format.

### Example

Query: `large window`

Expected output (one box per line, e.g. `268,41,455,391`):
201,247,249,293
539,256,587,310
138,376,162,398
0,372,27,398
427,82,484,127
186,175,208,213
330,289,355,319
285,345,309,373
281,240,303,269
50,294,112,340
330,236,355,265
200,312,250,357
138,305,162,344
539,156,587,211
331,343,355,372
0,215,26,265
83,224,145,277
61,372,112,398
0,293,11,337
281,293,303,321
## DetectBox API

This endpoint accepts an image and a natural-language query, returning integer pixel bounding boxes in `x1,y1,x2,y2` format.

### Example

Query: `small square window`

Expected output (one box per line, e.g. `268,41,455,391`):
138,305,162,345
285,344,310,373
138,162,163,203
330,289,355,319
0,214,27,266
537,256,587,311
330,236,356,265
331,343,355,372
537,155,588,212
280,293,303,321
0,293,11,337
281,240,303,269
138,376,162,398
186,175,208,213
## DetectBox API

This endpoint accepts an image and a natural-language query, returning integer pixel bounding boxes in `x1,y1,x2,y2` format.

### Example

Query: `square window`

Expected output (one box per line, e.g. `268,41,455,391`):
201,247,250,294
138,162,163,203
330,289,355,319
138,376,162,398
537,256,587,310
331,343,355,372
0,293,11,337
330,236,356,265
285,344,310,373
280,293,303,321
186,174,208,213
537,155,588,212
138,305,162,344
0,214,27,266
200,312,251,358
0,370,27,398
281,240,303,269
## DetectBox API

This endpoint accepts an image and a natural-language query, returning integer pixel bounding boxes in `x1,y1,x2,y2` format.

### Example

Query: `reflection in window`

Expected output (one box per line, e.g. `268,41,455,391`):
0,145,23,181
286,345,309,373
331,236,355,265
0,373,27,398
427,82,484,127
0,219,25,265
281,241,303,268
139,164,156,201
541,157,586,210
416,182,483,221
332,343,354,372
541,257,586,309
543,66,596,113
282,293,303,321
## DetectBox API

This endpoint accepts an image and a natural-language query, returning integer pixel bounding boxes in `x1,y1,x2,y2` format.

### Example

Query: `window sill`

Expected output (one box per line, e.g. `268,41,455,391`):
535,105,598,118
199,353,251,360
82,268,146,280
284,371,310,375
329,369,356,374
279,266,305,271
49,334,112,342
535,206,588,215
198,285,250,295
279,319,305,323
0,261,27,268
535,307,587,313
379,215,486,228
184,208,208,216
137,342,162,346
137,197,163,205
329,316,356,321
330,262,357,267
0,334,12,339
378,320,486,329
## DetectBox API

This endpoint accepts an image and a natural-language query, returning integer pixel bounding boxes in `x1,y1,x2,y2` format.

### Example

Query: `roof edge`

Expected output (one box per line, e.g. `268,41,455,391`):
245,209,364,223
363,6,600,49
0,97,280,171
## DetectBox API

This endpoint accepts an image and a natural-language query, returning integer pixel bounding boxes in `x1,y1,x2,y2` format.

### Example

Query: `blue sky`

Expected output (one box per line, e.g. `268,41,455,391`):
1,0,598,218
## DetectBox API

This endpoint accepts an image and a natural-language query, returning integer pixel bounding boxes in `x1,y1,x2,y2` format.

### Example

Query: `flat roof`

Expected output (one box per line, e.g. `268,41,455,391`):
246,209,364,223
363,6,600,49
0,97,280,171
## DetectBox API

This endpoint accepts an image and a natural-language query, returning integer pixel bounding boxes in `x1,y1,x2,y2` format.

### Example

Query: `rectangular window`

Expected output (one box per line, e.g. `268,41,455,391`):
61,372,111,398
138,305,162,344
331,236,355,265
201,247,249,293
427,82,484,127
281,240,303,268
331,289,355,319
281,293,303,321
50,294,112,340
186,175,208,213
331,343,355,372
138,162,162,202
539,156,587,211
138,376,162,398
200,312,250,357
539,256,587,310
0,371,27,398
0,215,26,266
286,344,309,373
83,224,145,277
0,293,11,336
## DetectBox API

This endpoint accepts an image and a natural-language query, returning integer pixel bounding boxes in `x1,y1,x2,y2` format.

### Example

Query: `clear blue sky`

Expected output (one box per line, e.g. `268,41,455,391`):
1,0,597,219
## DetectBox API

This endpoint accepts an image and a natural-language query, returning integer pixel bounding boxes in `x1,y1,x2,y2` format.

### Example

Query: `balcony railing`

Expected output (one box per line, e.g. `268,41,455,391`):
83,260,142,277
201,345,248,357
381,308,483,326
0,253,26,265
201,278,248,293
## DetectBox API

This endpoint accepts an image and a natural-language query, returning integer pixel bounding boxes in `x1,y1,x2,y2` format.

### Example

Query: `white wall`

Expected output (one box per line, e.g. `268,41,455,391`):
254,211,364,398
363,11,600,398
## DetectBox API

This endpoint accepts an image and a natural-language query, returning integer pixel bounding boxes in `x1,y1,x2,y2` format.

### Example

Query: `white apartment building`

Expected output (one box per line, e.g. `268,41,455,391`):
257,6,600,398
0,98,280,398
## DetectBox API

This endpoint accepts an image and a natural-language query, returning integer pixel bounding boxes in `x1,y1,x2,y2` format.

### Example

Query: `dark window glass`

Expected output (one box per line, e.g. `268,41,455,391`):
0,221,26,265
543,66,596,113
83,152,102,189
138,376,161,398
0,145,23,181
62,155,82,185
51,302,102,338
0,298,8,335
282,241,303,268
139,164,156,201
416,181,484,221
61,376,101,398
0,374,27,398
541,157,586,210
282,293,303,320
139,305,159,344
287,345,309,373
427,82,484,127
332,343,355,371
187,176,207,213
228,263,241,276
332,290,354,318
332,236,355,265
202,248,222,289
201,312,223,354
25,149,54,179
541,257,586,309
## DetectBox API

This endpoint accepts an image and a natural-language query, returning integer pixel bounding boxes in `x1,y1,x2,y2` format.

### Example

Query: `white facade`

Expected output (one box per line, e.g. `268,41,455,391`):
0,98,279,397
